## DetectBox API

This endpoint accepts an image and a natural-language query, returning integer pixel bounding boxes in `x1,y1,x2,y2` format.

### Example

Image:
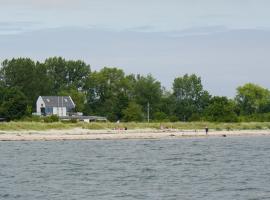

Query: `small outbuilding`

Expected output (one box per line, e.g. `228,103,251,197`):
36,96,75,117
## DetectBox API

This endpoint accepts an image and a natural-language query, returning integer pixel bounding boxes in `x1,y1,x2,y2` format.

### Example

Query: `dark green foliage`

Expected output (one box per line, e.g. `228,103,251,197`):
43,115,59,123
173,74,210,121
238,113,270,122
122,102,144,122
0,57,90,110
133,74,162,118
153,112,168,122
189,113,201,121
236,83,270,115
169,115,179,122
0,87,29,120
44,57,90,92
0,58,50,106
84,67,129,121
58,87,86,112
204,96,238,122
1,57,270,122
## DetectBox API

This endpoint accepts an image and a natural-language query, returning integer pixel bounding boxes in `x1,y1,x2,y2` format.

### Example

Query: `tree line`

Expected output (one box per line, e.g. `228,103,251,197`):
0,57,270,122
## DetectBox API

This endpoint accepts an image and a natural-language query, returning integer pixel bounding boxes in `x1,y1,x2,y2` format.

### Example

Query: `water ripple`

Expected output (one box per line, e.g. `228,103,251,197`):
0,136,270,199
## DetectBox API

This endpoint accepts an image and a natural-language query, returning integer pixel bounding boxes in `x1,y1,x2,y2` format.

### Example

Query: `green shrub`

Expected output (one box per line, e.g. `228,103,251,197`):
189,113,201,121
169,115,179,122
153,112,168,122
43,115,59,123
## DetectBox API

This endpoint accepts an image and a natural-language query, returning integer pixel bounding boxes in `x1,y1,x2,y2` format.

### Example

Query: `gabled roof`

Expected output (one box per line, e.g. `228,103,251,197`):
40,96,75,108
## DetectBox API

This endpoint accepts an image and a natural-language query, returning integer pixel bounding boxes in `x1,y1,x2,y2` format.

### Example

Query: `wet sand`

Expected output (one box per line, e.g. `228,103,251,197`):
0,128,270,141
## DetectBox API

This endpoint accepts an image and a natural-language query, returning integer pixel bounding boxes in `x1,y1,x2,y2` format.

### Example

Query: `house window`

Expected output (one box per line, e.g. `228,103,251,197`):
45,107,53,114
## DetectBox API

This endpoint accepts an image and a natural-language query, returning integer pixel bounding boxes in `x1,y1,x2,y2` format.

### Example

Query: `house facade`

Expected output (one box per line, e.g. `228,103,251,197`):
36,96,75,117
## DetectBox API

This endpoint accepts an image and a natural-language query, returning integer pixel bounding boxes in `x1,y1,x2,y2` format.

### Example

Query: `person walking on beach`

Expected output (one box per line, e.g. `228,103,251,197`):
205,126,209,135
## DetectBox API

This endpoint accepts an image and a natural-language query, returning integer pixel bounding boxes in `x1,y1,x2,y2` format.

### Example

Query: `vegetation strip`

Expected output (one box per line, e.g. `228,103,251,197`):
1,57,270,123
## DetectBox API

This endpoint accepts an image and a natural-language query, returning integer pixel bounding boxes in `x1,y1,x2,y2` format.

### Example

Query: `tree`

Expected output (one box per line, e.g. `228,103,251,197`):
173,74,210,121
0,58,54,108
58,87,86,113
1,58,38,105
0,87,29,120
235,83,270,115
204,96,238,122
153,112,168,121
84,67,130,121
44,57,90,93
122,102,144,122
133,74,162,119
155,89,177,121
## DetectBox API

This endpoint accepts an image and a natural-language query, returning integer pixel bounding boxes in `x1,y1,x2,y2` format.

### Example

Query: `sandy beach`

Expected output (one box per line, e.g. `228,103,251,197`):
0,128,270,141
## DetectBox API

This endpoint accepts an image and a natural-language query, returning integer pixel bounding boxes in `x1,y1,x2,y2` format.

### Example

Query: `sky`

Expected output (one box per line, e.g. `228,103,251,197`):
0,0,270,96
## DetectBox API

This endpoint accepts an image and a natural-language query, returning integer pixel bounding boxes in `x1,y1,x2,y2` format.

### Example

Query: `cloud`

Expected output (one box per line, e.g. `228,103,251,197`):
0,27,270,97
0,0,80,9
0,21,41,34
1,0,270,35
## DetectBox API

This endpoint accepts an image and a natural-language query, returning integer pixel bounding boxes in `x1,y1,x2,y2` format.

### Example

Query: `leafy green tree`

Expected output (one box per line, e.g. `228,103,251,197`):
133,74,162,119
122,102,144,122
204,96,238,122
44,57,90,93
155,89,177,121
58,87,86,112
153,112,168,122
0,87,29,120
1,58,38,105
235,83,270,115
84,67,130,121
173,74,210,121
0,59,54,108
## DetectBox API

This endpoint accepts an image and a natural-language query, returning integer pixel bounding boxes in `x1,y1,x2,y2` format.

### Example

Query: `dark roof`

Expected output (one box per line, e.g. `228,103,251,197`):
41,96,75,108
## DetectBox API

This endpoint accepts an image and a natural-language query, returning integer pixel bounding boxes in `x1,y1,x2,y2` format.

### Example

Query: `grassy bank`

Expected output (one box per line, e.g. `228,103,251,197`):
1,121,270,131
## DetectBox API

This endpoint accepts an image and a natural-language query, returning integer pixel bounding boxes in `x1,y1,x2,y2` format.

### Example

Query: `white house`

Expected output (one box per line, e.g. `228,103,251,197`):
36,96,75,117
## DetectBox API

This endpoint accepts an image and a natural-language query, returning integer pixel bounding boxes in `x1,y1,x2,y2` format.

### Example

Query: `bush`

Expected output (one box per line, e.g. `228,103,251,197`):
189,113,201,121
21,115,42,122
122,102,144,122
169,115,179,122
0,87,29,120
238,113,270,122
43,115,59,123
153,112,168,122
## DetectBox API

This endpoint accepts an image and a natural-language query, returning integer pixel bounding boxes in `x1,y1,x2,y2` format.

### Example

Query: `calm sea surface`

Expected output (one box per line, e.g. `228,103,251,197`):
1,136,270,200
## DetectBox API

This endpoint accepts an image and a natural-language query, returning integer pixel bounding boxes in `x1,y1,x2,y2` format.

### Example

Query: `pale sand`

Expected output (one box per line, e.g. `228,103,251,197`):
0,128,270,141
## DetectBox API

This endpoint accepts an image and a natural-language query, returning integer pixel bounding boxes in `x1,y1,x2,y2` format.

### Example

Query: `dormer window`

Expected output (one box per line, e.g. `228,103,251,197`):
47,99,50,102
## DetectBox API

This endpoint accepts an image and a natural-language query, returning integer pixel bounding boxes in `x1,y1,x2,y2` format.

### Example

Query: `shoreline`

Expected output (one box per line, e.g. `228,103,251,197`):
1,128,270,141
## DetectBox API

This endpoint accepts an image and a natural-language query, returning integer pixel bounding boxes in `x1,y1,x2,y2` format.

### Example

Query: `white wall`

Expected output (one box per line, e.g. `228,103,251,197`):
53,107,67,117
36,96,45,115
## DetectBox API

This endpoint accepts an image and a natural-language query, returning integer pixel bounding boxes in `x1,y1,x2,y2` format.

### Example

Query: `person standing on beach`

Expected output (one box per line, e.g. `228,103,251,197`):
205,126,209,135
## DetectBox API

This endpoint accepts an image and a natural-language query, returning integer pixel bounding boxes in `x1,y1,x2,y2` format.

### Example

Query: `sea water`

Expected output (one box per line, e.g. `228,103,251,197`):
1,136,270,199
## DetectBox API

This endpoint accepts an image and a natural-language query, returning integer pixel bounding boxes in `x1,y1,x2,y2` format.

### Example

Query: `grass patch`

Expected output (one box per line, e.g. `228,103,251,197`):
1,121,270,131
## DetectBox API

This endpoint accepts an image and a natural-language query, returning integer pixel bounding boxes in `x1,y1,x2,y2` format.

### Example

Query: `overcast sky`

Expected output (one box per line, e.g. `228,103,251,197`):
0,0,270,96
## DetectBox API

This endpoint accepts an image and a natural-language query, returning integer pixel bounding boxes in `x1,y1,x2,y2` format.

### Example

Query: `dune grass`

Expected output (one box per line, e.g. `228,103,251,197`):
1,121,270,131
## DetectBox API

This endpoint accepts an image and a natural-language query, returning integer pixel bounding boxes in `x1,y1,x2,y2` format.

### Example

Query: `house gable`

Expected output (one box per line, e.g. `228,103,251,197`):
36,96,75,117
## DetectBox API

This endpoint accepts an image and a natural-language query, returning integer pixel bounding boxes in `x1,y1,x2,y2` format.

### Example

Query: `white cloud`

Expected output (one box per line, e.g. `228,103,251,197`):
0,0,80,9
1,1,270,34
